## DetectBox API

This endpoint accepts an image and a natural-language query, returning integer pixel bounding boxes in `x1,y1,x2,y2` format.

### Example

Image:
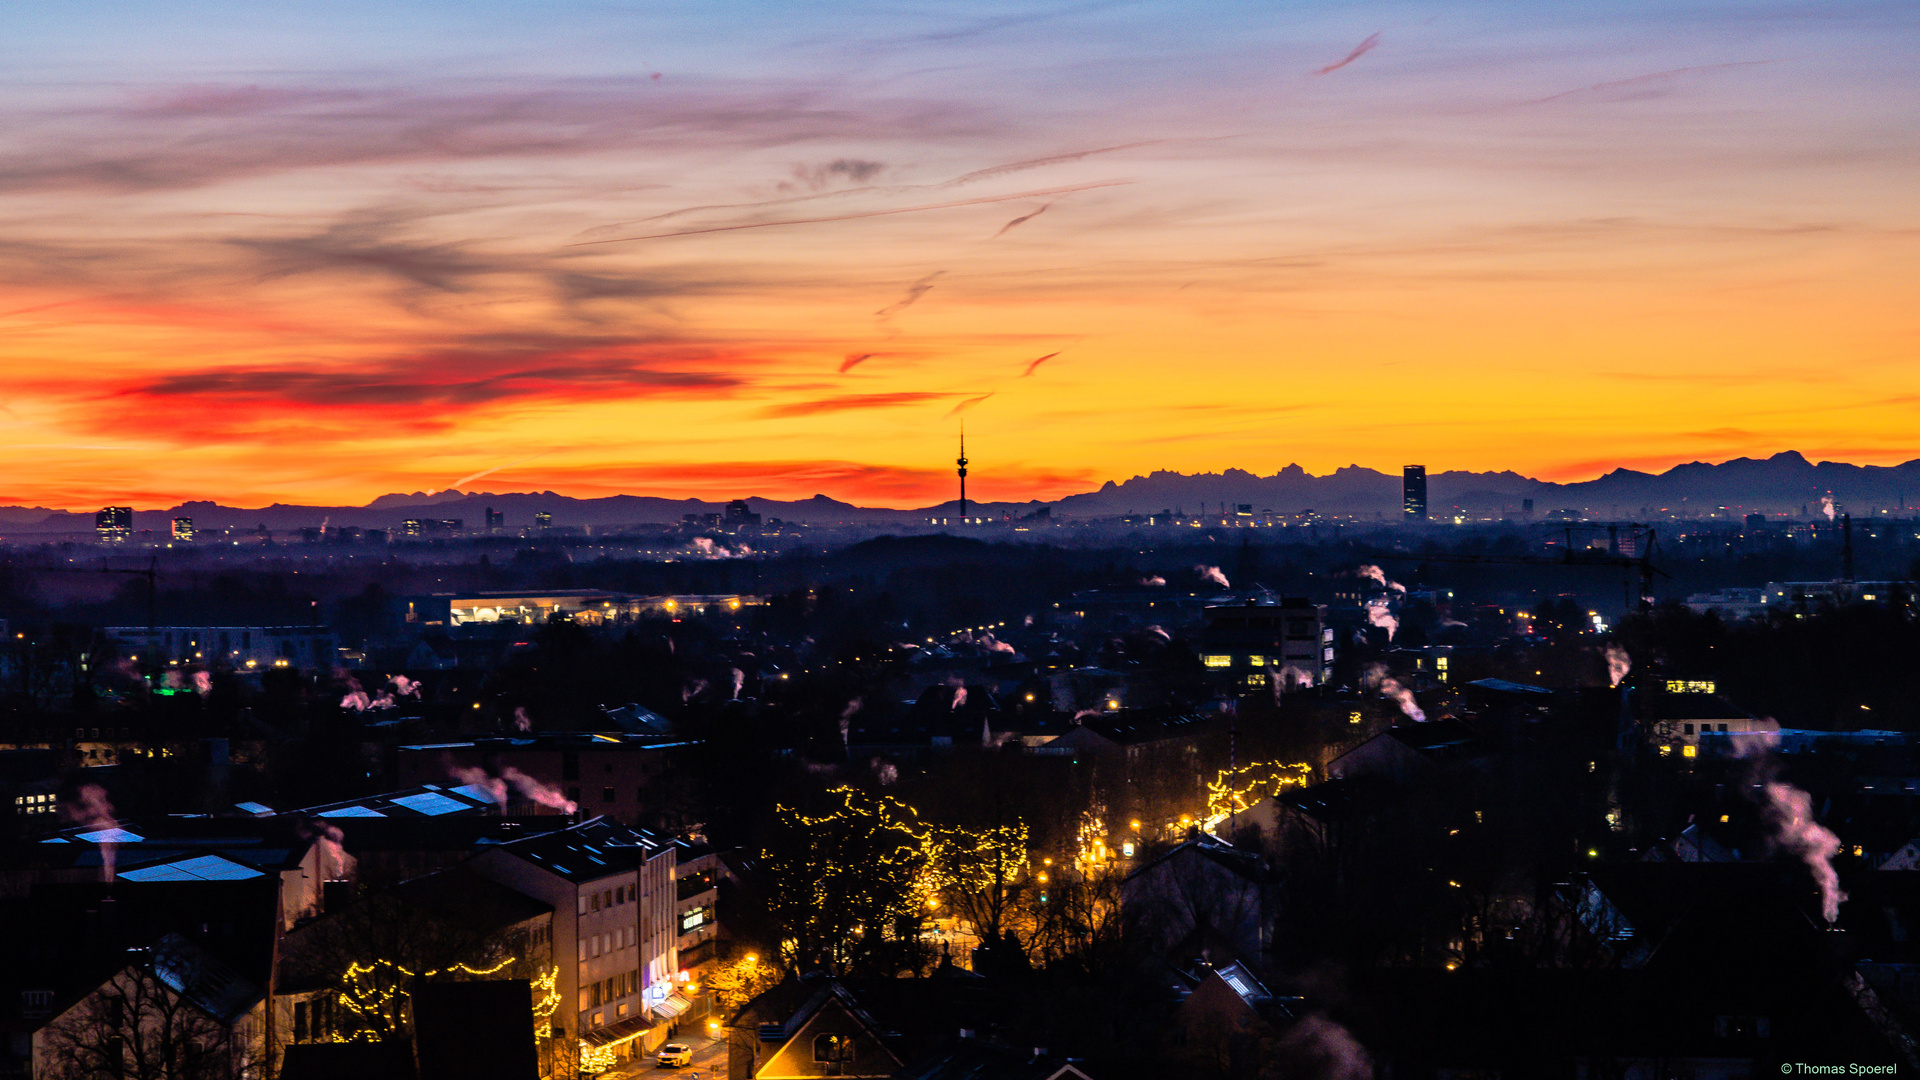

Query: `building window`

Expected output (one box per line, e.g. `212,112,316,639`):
1201,655,1232,668
814,1034,850,1064
603,787,616,803
567,787,581,806
1246,655,1266,667
562,752,580,780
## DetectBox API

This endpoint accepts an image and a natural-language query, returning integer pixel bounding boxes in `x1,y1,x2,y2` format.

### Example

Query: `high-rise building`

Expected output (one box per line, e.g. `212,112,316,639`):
723,499,761,528
534,511,553,531
1402,466,1428,522
485,506,504,534
171,517,194,542
96,506,132,542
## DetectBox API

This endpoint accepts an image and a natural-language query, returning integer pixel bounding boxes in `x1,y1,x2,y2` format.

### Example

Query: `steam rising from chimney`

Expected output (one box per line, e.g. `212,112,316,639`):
1357,564,1386,588
61,784,121,882
449,764,509,811
1380,677,1424,722
513,706,532,732
296,816,356,880
1195,565,1230,589
501,766,578,814
1819,495,1836,521
1279,1013,1373,1080
1139,575,1167,587
1605,645,1631,688
391,674,421,698
1729,731,1847,923
730,667,746,700
1365,597,1398,641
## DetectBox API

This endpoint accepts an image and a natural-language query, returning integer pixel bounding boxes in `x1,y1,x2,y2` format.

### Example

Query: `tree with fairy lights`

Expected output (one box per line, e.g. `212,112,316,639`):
763,786,929,972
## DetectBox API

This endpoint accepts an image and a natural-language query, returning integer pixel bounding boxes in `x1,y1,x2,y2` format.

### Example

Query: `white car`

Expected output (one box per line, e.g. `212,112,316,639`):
658,1044,695,1068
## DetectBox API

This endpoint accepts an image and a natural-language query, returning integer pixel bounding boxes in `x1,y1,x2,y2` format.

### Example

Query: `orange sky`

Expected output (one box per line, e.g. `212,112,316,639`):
2,1,1916,509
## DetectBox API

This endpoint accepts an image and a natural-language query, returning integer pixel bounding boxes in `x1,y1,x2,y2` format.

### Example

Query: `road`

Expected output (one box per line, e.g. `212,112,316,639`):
601,1029,726,1080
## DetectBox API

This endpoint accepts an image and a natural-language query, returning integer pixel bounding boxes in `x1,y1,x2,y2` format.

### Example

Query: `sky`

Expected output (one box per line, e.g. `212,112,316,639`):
1,0,1915,510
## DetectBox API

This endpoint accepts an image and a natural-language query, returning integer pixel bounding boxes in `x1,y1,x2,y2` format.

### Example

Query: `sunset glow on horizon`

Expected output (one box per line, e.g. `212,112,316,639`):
3,0,1915,511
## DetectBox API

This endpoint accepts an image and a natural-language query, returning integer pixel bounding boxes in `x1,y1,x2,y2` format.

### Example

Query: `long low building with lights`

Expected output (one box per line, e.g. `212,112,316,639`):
104,625,340,671
401,590,765,627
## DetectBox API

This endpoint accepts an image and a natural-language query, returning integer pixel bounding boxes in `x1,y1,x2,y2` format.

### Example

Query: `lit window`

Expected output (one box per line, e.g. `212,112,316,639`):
1201,655,1232,668
1246,655,1266,668
1682,745,1698,758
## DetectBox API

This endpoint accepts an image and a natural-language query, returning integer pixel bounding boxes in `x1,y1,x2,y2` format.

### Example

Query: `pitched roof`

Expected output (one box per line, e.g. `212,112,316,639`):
492,817,669,881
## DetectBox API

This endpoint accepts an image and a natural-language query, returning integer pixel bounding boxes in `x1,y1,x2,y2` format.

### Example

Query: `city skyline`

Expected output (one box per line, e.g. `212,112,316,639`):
3,0,1915,510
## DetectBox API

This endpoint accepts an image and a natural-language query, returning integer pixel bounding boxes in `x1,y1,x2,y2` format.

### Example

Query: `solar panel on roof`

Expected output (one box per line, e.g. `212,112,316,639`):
77,827,144,844
233,802,275,815
318,805,385,818
390,791,469,817
448,784,496,804
120,854,265,882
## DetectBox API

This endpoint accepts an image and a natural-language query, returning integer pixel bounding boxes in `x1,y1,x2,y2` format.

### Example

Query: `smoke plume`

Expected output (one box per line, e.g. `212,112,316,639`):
1139,575,1167,587
449,764,510,811
391,674,421,698
1365,597,1398,641
513,706,532,732
1195,565,1230,589
60,784,120,882
730,667,745,700
501,766,578,814
1357,564,1386,587
1278,1012,1373,1080
1379,677,1425,722
1605,645,1631,688
296,816,356,880
1729,731,1847,923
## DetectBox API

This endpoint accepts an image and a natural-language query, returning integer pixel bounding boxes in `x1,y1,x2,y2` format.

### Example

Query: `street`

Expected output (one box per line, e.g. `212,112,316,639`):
601,1029,726,1080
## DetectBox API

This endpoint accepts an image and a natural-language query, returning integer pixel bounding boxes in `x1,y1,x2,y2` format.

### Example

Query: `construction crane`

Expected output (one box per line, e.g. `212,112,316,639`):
1359,526,1667,612
3,555,161,661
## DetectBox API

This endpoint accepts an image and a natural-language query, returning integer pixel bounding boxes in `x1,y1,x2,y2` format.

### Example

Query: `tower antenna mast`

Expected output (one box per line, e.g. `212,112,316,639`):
957,424,969,518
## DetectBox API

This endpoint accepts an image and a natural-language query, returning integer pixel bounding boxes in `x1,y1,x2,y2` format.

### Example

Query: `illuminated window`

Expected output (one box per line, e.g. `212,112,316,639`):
1245,674,1267,687
1435,656,1448,670
1665,679,1717,694
1682,744,1697,758
1201,655,1232,668
1246,655,1266,668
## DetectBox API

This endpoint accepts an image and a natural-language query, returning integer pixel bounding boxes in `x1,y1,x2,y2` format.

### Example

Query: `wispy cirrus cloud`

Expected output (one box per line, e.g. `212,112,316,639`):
0,76,988,195
757,391,951,418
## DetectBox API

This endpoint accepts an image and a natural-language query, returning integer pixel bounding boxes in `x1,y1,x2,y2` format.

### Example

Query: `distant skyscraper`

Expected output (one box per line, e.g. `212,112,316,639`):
956,428,969,518
485,506,504,534
96,506,132,541
171,517,194,542
1402,466,1427,522
534,511,553,531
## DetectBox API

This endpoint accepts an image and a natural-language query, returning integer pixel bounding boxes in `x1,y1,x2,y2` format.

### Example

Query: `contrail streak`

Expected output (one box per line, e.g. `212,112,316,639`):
569,181,1131,245
994,203,1051,238
441,450,559,492
1315,32,1380,75
1525,59,1780,104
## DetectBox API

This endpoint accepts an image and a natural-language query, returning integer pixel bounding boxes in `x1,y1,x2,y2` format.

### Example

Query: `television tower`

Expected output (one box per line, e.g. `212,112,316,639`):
956,426,969,518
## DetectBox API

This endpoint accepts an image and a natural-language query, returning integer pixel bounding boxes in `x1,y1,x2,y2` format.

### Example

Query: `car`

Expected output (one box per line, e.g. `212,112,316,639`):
658,1044,695,1068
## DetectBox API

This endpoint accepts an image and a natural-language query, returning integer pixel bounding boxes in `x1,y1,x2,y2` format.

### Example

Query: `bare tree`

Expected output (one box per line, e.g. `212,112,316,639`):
38,938,261,1080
